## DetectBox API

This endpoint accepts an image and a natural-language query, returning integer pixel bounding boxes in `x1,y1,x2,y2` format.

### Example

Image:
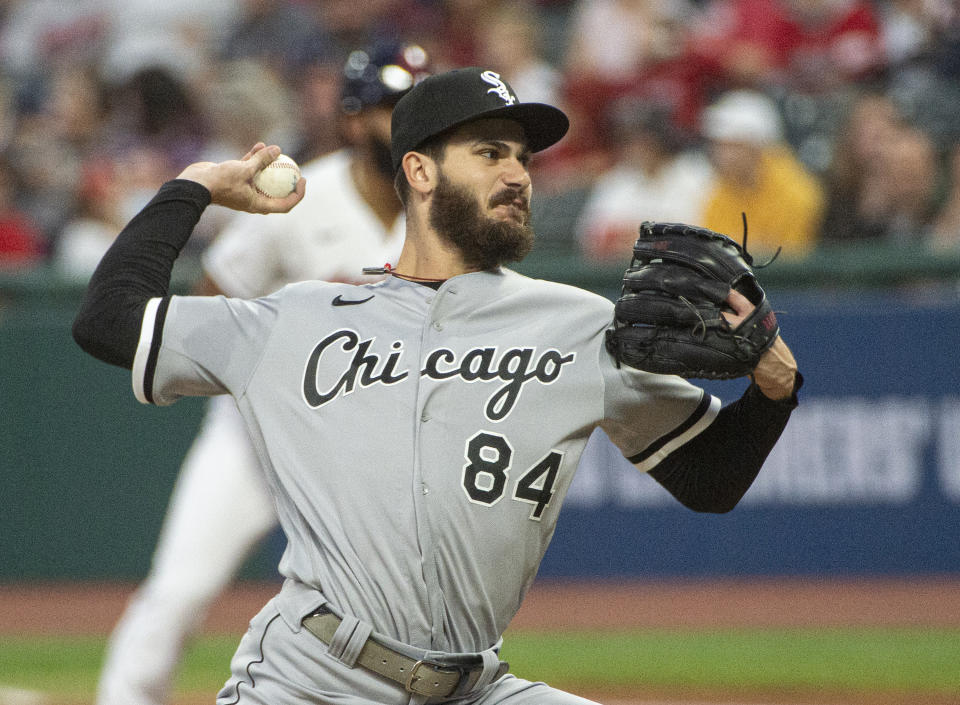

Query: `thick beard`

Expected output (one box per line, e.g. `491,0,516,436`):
428,171,534,270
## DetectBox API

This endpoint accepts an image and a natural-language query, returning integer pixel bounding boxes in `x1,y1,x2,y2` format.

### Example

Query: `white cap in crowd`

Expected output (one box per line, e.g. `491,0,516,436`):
701,89,784,145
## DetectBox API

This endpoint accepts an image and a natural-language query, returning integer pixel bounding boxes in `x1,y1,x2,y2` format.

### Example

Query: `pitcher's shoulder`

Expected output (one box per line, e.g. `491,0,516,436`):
263,279,373,305
503,268,614,313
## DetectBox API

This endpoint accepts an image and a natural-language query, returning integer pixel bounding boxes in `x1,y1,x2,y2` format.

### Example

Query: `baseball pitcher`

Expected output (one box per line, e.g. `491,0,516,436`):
74,68,800,705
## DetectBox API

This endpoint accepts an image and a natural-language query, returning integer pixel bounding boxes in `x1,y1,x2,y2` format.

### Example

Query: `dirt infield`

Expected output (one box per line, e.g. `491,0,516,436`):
2,576,959,635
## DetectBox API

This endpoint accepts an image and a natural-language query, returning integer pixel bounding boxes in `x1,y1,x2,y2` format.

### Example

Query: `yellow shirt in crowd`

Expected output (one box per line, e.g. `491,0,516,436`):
702,147,825,260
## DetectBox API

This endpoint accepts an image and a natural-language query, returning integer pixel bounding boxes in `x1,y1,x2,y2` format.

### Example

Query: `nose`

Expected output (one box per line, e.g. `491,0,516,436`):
501,156,531,190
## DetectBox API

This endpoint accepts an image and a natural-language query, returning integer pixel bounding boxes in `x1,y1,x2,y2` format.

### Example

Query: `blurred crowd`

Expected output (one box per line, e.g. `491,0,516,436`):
1,0,959,277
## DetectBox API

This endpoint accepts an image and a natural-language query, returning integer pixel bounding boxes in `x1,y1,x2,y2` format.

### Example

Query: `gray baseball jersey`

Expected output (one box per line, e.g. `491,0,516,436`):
132,268,718,654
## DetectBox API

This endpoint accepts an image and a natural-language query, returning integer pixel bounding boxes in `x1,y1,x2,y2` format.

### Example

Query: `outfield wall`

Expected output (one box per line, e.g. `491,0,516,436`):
2,271,959,579
547,291,960,577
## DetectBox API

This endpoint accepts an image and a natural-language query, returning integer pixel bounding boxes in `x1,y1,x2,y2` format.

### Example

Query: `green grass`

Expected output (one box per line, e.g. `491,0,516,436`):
0,636,103,697
501,628,960,693
0,635,238,698
0,628,957,701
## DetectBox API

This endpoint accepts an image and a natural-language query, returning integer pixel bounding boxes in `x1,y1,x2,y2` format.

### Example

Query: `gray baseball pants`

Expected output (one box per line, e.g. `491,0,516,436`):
216,598,602,705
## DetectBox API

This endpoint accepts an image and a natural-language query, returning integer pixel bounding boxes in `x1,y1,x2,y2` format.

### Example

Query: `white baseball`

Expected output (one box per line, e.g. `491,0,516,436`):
254,154,301,198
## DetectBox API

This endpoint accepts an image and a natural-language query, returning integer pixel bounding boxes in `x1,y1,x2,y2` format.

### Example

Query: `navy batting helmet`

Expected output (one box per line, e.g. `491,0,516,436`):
341,42,431,115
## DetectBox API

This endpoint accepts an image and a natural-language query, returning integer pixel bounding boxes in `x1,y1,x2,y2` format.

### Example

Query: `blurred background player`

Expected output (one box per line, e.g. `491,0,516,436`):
94,41,430,705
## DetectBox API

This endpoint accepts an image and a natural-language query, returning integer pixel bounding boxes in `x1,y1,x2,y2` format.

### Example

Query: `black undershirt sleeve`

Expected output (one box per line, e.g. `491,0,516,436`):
72,180,211,369
648,376,802,513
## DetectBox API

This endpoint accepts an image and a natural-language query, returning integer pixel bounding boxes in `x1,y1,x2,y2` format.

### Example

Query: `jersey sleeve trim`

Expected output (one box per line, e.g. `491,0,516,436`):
132,296,169,405
628,391,721,472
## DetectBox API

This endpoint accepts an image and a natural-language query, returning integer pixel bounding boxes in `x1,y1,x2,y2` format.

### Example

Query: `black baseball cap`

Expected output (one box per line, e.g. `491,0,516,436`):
390,67,569,172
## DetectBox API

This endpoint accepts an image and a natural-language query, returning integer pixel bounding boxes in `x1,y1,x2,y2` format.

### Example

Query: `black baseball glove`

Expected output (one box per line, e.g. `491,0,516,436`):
605,220,780,379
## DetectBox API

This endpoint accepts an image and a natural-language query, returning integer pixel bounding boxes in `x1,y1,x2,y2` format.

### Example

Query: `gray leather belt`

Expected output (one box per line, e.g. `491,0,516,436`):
301,608,509,698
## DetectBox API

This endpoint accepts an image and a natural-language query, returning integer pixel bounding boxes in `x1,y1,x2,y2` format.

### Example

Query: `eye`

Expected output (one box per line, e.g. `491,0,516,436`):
478,148,498,160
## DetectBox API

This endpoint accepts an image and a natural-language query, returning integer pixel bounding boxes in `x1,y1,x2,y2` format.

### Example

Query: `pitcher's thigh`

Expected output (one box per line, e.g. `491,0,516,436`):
473,676,602,705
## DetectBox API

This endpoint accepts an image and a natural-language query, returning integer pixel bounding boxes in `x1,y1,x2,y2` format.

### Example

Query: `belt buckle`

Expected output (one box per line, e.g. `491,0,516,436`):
405,659,464,697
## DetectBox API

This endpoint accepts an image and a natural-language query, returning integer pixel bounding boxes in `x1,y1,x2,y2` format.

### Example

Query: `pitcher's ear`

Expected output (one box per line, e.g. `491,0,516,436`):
403,151,438,196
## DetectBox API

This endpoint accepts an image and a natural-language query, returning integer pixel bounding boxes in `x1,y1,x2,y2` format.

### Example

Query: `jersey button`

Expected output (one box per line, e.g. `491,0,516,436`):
433,321,443,331
421,412,430,422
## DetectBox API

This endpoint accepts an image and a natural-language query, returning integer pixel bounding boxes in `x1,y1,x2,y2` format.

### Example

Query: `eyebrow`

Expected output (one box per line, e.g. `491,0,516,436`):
475,139,532,162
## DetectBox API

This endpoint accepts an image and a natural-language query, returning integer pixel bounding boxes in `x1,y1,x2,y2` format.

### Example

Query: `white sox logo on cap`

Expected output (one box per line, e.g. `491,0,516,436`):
390,66,569,172
480,70,516,106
